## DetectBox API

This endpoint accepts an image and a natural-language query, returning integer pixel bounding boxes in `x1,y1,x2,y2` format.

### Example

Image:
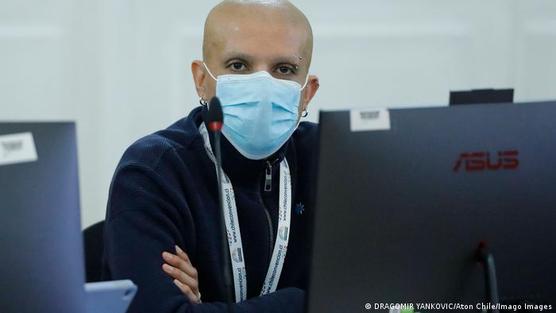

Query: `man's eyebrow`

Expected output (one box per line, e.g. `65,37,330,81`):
271,56,302,66
221,52,254,63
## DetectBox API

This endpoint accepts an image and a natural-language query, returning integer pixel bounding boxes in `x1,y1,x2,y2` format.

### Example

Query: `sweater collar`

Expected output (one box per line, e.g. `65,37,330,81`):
193,106,288,189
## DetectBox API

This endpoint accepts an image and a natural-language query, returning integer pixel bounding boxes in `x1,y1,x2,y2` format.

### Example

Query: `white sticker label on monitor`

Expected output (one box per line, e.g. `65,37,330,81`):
350,108,391,132
0,132,38,166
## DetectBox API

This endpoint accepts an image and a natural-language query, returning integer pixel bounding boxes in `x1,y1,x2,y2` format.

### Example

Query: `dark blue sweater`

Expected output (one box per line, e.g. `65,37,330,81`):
102,106,318,313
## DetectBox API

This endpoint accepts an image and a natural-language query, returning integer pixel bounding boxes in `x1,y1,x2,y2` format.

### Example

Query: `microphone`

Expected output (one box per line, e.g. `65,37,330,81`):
207,97,223,132
206,97,234,313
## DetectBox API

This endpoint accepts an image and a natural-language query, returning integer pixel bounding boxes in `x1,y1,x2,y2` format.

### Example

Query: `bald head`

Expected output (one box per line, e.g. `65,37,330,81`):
192,0,319,117
202,0,313,68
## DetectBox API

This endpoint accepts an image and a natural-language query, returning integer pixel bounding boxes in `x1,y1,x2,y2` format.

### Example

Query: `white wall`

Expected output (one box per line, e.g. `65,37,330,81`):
1,0,555,228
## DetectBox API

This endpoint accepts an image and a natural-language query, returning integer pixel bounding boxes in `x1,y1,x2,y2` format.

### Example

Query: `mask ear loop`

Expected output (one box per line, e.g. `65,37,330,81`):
300,75,310,90
299,75,310,118
202,62,218,81
199,62,217,107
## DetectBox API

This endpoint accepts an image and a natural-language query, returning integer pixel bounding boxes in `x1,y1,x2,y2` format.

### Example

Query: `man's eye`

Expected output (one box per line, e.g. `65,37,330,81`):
276,66,295,75
229,62,247,72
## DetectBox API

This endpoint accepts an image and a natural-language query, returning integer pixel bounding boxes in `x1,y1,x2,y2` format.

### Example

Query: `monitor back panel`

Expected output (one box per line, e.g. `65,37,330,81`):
308,102,556,312
0,123,85,313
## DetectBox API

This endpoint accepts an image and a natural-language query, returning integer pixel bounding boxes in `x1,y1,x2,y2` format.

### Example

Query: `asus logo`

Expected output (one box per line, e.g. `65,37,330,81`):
453,150,519,172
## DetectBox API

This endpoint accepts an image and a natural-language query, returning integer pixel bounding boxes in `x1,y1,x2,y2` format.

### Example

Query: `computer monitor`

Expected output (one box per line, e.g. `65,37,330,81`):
0,123,86,313
307,101,556,312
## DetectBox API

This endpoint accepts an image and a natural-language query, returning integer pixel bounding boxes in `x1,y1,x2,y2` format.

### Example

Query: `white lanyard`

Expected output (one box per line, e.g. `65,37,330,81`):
199,124,292,302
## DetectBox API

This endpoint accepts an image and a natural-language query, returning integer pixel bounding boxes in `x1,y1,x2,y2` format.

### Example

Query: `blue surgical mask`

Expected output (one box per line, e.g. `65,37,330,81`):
204,63,308,160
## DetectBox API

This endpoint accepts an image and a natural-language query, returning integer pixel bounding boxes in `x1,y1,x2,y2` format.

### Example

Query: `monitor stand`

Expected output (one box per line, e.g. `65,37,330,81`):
476,241,500,313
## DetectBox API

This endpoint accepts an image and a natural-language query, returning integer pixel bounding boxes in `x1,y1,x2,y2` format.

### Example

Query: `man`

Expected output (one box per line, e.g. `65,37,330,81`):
102,1,320,312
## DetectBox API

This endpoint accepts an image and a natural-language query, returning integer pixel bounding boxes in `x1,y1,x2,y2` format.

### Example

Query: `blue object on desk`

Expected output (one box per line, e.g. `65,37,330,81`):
85,280,137,313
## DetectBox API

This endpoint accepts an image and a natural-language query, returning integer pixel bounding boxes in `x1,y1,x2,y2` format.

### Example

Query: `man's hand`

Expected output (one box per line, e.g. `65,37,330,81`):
162,245,201,304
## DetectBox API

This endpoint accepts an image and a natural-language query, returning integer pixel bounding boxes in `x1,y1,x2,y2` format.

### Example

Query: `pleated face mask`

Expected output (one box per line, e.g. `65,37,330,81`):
204,63,308,160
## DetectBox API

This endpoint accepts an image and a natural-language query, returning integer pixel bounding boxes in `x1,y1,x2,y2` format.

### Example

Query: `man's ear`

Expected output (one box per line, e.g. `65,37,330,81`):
301,75,320,112
191,60,207,99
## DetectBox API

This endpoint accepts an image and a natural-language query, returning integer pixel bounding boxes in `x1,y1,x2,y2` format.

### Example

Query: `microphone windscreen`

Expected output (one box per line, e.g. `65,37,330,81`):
207,97,223,124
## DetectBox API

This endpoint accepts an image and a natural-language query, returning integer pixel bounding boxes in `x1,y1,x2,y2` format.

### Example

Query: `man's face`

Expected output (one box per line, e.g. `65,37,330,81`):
192,3,319,117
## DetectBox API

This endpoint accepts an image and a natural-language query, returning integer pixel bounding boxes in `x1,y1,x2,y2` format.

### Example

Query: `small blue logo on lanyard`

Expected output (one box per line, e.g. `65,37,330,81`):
295,203,305,215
